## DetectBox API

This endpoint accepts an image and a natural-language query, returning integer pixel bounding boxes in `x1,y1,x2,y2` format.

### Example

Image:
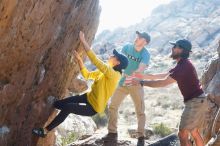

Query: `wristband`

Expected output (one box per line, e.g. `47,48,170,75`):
140,80,144,86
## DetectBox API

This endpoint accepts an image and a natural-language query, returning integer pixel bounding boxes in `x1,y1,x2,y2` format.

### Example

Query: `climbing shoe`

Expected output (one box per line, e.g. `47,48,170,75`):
102,133,118,141
32,128,47,138
137,136,145,146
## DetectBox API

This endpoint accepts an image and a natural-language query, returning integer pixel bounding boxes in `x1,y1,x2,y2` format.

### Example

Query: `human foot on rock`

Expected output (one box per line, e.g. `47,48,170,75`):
32,128,47,138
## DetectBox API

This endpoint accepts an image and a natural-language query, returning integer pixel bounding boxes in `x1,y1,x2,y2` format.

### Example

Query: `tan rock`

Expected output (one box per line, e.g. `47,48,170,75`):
202,40,220,145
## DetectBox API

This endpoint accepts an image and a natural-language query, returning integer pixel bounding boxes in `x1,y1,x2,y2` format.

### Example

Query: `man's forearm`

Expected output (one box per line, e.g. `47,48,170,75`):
144,73,169,80
142,80,169,88
135,63,147,73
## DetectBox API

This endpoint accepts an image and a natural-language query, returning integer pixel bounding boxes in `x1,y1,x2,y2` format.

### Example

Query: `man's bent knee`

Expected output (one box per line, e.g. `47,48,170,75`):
190,128,202,139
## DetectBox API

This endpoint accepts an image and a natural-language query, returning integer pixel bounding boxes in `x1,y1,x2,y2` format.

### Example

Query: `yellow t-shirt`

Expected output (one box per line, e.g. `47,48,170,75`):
80,50,121,113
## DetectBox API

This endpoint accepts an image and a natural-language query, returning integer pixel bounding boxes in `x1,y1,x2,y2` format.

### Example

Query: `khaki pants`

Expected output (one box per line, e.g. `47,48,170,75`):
107,85,145,137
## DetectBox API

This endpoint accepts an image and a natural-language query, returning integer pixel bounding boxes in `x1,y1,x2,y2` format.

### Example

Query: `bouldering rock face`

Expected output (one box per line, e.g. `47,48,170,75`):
68,79,88,94
0,0,100,146
201,40,220,145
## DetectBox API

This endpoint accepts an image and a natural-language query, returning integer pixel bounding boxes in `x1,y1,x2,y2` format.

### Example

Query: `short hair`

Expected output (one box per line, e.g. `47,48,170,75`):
113,65,122,74
180,49,190,59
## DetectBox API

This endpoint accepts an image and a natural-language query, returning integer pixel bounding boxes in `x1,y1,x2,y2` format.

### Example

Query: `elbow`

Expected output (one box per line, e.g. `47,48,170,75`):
81,75,88,80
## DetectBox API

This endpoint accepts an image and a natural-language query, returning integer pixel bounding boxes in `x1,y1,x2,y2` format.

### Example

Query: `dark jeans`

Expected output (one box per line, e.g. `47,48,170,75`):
46,93,97,131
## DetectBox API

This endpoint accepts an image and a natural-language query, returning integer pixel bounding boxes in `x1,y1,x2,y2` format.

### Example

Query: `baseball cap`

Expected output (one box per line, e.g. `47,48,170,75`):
136,31,151,42
113,49,128,70
169,39,192,52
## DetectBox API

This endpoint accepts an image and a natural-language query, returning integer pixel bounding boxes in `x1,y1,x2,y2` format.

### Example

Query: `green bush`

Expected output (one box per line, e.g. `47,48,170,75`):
61,132,78,146
153,123,172,137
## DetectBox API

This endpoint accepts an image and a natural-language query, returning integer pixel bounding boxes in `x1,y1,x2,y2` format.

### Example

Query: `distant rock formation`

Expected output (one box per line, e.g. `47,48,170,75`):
94,0,220,63
201,40,220,146
0,0,100,146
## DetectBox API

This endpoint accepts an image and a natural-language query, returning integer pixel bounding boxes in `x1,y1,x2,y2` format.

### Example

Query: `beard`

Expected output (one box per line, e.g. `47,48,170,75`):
170,52,181,59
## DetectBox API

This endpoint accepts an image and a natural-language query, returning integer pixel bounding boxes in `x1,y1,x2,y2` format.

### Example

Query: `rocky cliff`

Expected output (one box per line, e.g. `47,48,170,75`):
201,40,220,145
95,0,220,48
0,0,100,146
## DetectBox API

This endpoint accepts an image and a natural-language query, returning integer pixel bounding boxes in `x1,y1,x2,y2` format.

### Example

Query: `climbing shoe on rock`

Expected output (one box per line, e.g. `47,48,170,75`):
32,128,47,138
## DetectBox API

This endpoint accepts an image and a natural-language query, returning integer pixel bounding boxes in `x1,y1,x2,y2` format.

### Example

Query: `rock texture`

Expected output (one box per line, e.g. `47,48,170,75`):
70,133,136,146
127,126,154,139
56,115,97,146
148,134,180,146
69,132,179,146
201,40,220,145
202,40,220,104
0,0,100,146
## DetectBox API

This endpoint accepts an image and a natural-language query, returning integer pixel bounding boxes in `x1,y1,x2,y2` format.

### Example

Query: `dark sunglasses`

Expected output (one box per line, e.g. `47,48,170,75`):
173,44,182,49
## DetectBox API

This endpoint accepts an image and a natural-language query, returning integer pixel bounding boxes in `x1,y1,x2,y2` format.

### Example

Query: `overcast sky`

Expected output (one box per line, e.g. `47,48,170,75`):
97,0,172,34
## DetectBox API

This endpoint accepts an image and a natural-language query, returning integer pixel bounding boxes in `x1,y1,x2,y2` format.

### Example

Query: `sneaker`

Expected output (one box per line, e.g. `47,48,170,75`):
102,133,118,141
47,96,59,106
32,128,47,138
137,136,145,146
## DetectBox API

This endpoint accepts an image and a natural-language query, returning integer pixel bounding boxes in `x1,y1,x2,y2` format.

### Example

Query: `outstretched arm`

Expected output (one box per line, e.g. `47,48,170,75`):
73,51,100,80
73,50,84,70
79,31,115,78
79,31,91,52
125,50,149,80
123,64,148,86
134,72,170,80
132,75,176,88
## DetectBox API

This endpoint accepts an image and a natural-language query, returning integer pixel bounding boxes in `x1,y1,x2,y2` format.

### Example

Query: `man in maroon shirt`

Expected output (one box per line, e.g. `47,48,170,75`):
132,39,208,146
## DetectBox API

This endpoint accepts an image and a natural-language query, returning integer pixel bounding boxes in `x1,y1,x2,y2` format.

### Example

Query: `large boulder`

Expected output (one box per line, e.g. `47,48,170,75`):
201,40,220,145
0,0,100,145
56,115,97,146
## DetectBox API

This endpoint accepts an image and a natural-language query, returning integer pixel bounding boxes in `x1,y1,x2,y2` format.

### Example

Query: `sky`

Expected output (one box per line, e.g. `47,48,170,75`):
97,0,172,34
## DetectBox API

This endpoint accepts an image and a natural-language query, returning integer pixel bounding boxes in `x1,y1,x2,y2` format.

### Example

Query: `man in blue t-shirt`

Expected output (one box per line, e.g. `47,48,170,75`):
102,31,151,146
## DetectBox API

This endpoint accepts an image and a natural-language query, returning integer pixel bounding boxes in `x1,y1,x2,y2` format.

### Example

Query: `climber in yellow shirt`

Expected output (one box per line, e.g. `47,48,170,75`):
32,31,128,137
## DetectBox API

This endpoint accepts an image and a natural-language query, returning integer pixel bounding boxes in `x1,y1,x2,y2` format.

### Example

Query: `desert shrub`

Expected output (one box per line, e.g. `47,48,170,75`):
153,123,172,137
61,132,78,146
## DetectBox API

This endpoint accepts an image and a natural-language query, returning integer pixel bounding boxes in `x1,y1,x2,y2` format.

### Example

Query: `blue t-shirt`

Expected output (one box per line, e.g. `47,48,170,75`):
119,43,150,86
